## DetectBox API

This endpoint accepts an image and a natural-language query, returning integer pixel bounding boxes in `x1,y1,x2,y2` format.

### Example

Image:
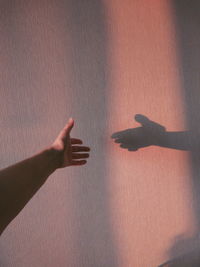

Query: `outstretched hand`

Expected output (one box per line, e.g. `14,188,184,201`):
52,118,90,167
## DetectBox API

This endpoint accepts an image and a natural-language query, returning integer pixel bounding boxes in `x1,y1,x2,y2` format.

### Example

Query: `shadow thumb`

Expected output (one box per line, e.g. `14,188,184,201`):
135,114,150,126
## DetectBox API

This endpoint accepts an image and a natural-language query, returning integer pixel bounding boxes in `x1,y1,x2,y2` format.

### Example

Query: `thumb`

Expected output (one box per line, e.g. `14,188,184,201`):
135,114,150,126
59,118,74,141
52,118,74,149
64,118,74,134
135,114,165,131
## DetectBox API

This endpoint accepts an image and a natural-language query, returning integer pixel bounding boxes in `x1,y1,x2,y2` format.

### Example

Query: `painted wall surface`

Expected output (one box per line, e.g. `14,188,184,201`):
0,0,199,266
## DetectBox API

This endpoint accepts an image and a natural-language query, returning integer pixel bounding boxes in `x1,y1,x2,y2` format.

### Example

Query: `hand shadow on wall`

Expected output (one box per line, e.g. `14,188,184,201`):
112,114,198,152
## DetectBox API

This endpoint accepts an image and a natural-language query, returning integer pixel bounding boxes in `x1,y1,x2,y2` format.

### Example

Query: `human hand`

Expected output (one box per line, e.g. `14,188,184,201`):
52,118,90,168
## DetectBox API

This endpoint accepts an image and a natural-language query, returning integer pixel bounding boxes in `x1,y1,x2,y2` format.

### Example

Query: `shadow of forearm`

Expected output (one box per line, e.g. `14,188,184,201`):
156,131,196,151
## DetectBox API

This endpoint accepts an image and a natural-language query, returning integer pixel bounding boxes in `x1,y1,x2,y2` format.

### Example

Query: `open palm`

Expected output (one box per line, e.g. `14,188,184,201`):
52,118,90,168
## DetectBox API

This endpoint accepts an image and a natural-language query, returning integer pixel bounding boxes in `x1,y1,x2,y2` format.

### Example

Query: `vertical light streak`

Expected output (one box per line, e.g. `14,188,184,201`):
106,0,195,266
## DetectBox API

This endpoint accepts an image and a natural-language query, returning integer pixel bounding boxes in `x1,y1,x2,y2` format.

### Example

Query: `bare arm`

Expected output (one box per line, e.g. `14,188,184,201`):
0,118,90,234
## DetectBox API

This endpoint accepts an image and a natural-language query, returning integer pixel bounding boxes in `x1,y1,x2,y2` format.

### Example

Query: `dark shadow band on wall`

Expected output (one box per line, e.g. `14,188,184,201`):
62,1,119,266
158,1,200,266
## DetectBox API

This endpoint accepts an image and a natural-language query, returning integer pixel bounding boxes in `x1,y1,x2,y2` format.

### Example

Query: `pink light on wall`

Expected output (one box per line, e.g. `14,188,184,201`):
106,0,196,266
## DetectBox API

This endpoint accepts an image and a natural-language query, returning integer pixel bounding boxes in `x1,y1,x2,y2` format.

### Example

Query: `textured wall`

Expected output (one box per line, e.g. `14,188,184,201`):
0,0,199,266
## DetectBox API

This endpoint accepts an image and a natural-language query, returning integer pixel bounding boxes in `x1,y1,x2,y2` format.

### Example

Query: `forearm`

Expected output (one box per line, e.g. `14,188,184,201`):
0,147,60,234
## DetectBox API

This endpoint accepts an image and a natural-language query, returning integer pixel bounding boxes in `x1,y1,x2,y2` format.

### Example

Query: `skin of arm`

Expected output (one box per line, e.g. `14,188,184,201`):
0,118,90,235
